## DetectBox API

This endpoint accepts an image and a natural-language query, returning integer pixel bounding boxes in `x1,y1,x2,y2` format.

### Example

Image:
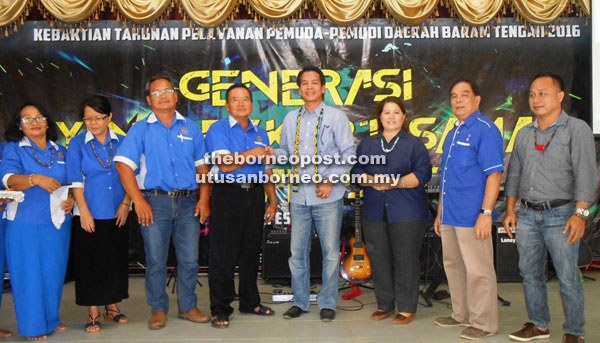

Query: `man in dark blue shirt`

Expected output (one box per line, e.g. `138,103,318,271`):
433,80,503,340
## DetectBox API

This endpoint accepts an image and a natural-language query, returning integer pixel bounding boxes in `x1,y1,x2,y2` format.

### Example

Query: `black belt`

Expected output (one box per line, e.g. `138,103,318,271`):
144,189,193,197
521,199,571,211
214,182,260,189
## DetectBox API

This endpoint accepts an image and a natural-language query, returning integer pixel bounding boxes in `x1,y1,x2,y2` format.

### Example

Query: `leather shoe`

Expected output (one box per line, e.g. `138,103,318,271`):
563,333,585,343
371,310,394,321
393,313,416,324
283,306,307,319
178,307,210,323
320,308,336,322
148,311,167,330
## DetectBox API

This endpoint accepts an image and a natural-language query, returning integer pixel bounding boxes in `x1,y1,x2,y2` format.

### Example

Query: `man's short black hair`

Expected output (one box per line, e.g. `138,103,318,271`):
296,66,326,87
530,73,565,92
226,83,253,103
145,73,176,96
449,79,481,97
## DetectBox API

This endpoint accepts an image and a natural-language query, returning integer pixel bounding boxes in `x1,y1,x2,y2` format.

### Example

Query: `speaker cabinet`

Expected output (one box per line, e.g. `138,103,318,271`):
495,226,522,282
420,233,443,281
261,228,323,280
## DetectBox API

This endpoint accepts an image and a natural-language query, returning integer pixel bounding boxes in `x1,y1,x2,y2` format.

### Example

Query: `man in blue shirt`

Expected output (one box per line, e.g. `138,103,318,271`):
274,66,356,322
433,80,503,340
115,73,210,329
204,84,278,328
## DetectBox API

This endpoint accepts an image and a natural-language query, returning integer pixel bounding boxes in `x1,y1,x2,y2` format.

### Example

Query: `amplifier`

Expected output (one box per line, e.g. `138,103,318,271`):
495,226,522,282
420,233,443,281
261,228,323,280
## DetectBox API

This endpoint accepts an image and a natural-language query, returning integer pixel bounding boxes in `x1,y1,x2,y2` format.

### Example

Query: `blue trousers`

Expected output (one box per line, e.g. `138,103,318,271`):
0,218,5,309
289,199,343,311
5,218,71,337
516,202,585,336
141,193,200,313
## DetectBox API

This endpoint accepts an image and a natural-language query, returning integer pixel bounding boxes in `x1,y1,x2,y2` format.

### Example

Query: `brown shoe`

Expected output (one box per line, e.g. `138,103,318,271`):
178,307,210,323
508,322,550,341
460,326,494,340
434,316,469,327
393,313,415,325
148,311,167,330
563,333,584,343
370,310,394,321
0,328,12,337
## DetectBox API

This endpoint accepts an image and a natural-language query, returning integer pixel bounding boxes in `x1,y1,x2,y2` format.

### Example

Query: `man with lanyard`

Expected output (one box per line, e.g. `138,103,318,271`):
204,83,278,328
433,80,503,340
115,73,211,329
275,66,356,322
504,74,596,343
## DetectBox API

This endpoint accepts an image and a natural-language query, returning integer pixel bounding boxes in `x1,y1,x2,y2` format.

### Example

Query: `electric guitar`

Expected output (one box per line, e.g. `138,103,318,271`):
340,191,372,283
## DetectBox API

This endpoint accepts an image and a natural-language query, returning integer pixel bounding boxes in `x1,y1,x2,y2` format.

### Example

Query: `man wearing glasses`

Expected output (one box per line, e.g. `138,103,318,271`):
115,73,211,329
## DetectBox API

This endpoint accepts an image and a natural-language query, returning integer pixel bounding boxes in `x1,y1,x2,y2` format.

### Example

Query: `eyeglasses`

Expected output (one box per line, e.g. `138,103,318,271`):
83,115,109,124
20,117,47,124
150,89,175,97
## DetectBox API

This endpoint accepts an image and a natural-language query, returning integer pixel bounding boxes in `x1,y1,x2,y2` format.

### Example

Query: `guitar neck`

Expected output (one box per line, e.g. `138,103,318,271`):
354,204,362,243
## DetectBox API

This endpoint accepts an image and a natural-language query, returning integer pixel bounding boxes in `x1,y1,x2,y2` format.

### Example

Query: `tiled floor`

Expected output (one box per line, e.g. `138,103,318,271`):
0,271,598,342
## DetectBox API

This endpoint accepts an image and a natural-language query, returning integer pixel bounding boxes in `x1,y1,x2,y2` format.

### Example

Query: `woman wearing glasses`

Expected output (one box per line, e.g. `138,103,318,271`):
351,97,432,325
0,103,74,340
67,96,130,333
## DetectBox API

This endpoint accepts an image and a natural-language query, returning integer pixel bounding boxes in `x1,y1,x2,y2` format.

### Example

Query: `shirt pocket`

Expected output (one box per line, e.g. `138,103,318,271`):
453,145,478,168
318,125,334,149
543,132,571,169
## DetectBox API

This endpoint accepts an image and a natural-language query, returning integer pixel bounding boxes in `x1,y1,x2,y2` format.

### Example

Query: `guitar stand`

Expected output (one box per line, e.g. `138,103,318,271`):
339,280,374,300
419,271,445,307
166,267,203,294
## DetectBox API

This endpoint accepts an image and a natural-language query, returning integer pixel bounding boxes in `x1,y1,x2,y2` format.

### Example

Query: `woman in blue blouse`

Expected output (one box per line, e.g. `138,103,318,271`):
0,103,74,340
67,96,130,333
352,97,432,324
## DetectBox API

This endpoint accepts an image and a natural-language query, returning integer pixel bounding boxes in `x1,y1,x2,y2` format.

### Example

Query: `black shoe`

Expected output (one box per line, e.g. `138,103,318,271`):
283,306,307,319
320,308,335,322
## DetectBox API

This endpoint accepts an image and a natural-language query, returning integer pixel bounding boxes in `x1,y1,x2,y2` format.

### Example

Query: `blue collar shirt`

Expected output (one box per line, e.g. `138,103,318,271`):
274,102,356,206
0,137,69,224
67,129,126,219
114,111,207,191
440,110,504,227
205,116,270,181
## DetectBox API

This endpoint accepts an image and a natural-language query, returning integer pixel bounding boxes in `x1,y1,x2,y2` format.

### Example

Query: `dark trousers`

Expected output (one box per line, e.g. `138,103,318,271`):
363,219,426,313
209,184,264,316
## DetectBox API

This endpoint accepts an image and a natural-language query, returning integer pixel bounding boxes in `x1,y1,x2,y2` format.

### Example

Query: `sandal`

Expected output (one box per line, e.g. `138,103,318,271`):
85,315,101,333
211,314,230,329
240,304,274,316
103,306,129,324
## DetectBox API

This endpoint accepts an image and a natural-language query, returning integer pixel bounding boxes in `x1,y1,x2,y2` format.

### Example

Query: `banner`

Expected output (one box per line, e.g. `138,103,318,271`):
0,19,591,186
2,18,597,263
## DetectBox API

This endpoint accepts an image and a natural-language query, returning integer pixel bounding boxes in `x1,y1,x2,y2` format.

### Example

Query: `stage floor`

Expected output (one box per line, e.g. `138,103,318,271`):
0,271,598,342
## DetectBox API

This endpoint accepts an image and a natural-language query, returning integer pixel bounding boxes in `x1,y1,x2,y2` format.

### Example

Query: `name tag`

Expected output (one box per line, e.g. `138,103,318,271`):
456,141,470,146
254,141,267,147
57,160,66,164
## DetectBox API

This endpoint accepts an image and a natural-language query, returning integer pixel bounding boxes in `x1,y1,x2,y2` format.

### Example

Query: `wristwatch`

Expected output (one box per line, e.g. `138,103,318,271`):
575,208,590,220
480,209,492,217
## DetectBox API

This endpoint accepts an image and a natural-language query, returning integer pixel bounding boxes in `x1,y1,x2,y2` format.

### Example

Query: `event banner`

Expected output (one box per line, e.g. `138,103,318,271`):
0,18,591,188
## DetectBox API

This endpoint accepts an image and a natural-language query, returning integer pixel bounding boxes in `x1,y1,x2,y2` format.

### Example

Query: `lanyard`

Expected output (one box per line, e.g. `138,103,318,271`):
292,105,324,192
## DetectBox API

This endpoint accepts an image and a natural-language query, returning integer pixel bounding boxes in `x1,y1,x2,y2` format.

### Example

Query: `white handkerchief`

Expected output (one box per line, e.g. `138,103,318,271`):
50,185,71,229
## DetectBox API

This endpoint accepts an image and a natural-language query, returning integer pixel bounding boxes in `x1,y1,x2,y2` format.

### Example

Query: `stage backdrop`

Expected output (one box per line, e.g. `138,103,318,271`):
1,18,598,261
